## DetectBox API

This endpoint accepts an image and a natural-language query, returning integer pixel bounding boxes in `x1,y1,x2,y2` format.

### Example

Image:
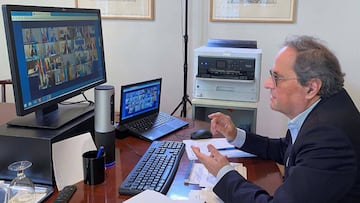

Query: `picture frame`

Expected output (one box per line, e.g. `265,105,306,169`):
75,0,154,20
210,0,296,23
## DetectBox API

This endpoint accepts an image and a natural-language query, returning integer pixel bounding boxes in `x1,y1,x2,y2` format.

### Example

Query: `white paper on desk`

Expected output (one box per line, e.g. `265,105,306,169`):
189,189,224,203
186,162,247,188
124,190,204,203
52,132,97,191
124,190,171,203
183,138,255,160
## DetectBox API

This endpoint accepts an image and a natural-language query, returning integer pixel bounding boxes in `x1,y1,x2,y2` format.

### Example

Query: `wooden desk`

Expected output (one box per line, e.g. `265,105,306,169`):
0,103,282,202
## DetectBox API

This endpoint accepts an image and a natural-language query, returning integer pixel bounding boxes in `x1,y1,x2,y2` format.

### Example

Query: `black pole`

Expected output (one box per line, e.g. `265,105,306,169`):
171,0,192,117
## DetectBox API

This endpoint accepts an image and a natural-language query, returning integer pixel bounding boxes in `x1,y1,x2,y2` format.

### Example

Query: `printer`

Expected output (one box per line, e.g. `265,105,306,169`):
193,41,262,102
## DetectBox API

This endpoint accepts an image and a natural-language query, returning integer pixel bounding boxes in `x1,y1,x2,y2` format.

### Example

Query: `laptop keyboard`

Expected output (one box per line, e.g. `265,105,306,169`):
125,112,173,133
118,140,185,195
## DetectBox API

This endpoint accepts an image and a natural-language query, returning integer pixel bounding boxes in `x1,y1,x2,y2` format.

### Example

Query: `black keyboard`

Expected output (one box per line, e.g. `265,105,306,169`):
124,112,173,133
118,140,185,195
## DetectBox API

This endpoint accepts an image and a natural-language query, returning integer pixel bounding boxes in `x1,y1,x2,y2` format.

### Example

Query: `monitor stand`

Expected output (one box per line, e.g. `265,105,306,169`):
0,103,95,185
7,103,94,129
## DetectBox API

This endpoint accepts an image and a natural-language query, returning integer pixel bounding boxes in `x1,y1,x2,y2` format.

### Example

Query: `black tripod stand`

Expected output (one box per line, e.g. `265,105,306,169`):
171,0,192,117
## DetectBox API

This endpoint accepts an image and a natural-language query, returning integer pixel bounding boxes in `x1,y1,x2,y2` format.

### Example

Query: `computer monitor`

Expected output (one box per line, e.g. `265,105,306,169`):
2,4,107,129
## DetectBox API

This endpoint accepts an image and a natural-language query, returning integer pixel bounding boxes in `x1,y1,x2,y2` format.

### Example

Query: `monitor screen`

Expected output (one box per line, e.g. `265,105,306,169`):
2,4,106,129
120,78,161,121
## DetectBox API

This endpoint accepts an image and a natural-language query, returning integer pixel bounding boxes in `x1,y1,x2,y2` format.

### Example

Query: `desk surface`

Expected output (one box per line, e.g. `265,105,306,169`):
0,103,282,202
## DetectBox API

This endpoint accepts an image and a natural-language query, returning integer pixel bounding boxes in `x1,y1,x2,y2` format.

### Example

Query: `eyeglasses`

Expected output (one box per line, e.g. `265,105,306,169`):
269,70,297,86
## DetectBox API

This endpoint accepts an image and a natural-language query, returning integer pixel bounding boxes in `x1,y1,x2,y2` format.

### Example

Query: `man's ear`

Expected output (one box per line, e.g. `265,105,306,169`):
305,78,322,98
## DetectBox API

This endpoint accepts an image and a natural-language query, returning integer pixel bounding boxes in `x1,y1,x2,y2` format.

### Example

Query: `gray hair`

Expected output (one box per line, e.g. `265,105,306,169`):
283,35,345,98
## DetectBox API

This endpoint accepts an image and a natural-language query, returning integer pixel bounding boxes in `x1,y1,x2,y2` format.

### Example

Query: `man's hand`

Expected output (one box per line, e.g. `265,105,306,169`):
191,144,230,177
208,112,237,141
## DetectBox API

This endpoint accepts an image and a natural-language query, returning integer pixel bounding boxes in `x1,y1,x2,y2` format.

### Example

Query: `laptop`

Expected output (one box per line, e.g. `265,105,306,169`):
118,78,189,141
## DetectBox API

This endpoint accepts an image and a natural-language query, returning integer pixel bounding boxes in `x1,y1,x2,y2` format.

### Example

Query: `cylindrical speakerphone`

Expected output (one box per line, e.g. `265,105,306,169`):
94,85,115,167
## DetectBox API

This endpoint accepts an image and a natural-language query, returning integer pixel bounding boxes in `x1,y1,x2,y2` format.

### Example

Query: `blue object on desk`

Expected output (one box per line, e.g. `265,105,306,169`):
217,147,236,151
96,146,104,158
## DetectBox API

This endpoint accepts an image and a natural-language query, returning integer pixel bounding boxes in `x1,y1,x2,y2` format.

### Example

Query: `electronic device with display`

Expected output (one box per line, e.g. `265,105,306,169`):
2,4,107,129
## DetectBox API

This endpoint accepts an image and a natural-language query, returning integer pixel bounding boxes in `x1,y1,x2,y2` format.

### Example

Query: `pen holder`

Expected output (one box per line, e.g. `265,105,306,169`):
82,150,105,185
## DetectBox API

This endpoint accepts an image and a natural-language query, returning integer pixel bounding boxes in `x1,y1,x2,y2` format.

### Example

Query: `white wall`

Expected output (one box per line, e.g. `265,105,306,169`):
1,0,359,138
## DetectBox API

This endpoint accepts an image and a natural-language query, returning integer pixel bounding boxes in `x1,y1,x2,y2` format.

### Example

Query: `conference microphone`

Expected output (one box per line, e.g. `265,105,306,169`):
94,85,115,167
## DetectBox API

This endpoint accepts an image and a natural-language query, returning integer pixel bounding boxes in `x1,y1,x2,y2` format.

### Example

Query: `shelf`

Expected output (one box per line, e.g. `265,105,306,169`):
192,98,257,133
192,98,257,109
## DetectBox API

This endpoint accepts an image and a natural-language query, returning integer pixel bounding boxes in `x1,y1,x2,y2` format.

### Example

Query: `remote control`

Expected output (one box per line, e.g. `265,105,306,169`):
53,185,77,203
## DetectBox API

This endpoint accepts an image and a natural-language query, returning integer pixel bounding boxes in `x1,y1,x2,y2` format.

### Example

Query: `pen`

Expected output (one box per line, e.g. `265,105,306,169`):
209,147,236,152
216,147,236,151
96,146,104,158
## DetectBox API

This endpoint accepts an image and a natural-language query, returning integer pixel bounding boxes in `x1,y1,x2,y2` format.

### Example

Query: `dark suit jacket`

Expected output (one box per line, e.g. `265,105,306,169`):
213,89,360,203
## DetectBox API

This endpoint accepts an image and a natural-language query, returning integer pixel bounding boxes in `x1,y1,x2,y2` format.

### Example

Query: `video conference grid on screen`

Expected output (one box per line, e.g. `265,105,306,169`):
11,10,104,110
121,81,161,120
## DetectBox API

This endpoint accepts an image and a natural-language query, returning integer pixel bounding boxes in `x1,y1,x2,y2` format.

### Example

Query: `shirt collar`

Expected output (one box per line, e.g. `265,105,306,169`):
288,99,321,144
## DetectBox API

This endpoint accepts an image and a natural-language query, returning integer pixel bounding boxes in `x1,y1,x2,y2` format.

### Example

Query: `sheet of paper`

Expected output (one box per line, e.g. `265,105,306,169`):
234,164,247,180
124,190,171,203
185,162,247,188
8,191,46,203
52,132,97,190
184,161,247,203
3,182,52,203
124,190,204,203
189,189,224,203
183,138,255,160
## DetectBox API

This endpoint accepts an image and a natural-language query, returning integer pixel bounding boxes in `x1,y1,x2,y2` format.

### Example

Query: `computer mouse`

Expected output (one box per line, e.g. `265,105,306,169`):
191,129,213,140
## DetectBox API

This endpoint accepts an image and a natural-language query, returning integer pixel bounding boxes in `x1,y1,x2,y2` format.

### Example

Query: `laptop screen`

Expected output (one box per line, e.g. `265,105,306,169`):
120,78,161,123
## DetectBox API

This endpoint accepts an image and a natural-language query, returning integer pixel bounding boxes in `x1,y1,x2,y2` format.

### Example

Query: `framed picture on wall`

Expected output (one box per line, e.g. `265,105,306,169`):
75,0,154,20
210,0,296,23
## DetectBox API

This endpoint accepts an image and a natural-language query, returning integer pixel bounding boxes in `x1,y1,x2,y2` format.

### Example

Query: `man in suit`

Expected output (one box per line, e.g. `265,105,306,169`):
192,35,360,203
